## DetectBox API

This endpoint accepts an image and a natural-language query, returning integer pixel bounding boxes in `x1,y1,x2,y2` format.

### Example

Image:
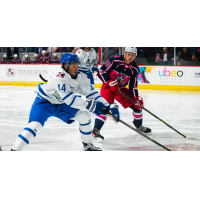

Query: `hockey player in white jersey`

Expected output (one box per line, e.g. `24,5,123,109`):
11,53,120,151
76,47,98,89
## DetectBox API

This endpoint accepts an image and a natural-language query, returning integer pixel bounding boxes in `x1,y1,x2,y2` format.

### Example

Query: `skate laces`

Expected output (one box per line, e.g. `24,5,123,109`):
93,128,100,135
137,125,147,133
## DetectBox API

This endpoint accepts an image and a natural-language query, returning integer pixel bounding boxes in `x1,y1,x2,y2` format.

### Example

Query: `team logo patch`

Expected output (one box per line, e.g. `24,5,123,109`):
6,68,16,77
56,72,65,78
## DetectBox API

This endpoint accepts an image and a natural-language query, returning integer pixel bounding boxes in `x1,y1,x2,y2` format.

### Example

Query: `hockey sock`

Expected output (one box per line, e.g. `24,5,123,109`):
94,116,107,130
74,110,92,144
11,122,42,151
130,105,143,127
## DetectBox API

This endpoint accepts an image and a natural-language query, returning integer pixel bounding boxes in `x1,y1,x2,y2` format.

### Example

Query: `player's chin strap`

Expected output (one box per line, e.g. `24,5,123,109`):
118,88,200,141
103,107,171,151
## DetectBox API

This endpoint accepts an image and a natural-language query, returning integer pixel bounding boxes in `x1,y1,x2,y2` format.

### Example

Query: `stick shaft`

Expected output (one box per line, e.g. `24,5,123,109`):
119,119,171,151
143,108,186,138
103,108,171,151
118,89,186,139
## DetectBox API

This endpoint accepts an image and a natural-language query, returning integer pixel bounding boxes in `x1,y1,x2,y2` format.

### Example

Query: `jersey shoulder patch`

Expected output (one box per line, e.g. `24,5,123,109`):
56,72,65,78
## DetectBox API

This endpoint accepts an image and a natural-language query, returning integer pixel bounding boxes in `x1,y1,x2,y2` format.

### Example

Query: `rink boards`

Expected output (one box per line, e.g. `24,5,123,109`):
0,64,199,91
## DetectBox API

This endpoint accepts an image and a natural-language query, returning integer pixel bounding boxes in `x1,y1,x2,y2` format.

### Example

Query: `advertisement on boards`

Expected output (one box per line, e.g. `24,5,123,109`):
0,64,199,87
137,66,189,86
1,65,48,82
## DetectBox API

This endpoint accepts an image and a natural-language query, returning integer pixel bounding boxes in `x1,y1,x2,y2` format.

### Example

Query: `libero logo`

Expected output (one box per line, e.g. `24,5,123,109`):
159,67,183,77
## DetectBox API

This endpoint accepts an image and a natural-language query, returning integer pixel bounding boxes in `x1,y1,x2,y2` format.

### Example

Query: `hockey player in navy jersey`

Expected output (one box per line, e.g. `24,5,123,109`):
11,53,120,151
92,47,152,142
33,54,41,64
0,55,10,63
49,53,60,64
24,55,32,63
11,54,21,64
76,47,99,89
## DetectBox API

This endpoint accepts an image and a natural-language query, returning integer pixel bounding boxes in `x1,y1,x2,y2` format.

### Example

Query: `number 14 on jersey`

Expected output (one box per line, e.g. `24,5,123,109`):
58,84,66,92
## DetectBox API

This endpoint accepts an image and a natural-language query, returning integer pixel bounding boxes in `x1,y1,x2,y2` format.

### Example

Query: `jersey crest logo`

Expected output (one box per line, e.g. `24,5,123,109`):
114,74,127,85
56,72,65,78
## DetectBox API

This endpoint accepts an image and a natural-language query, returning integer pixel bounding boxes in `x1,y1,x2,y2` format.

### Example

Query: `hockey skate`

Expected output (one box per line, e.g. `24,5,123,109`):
82,142,102,151
133,121,152,135
92,128,104,142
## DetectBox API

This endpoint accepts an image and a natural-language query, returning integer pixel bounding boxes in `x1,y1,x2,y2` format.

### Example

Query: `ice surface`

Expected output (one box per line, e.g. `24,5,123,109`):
0,86,200,151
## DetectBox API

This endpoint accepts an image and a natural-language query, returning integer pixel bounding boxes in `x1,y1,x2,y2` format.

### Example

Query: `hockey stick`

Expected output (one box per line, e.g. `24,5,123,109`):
38,74,171,150
103,108,171,151
118,89,200,141
119,119,171,151
39,74,48,82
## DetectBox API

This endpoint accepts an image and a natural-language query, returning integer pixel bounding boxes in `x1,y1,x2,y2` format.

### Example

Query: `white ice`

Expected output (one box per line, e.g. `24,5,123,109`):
0,86,200,151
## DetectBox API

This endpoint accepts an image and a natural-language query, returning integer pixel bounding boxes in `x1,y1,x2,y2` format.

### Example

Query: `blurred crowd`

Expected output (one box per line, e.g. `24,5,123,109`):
0,47,200,66
154,47,200,66
0,47,77,64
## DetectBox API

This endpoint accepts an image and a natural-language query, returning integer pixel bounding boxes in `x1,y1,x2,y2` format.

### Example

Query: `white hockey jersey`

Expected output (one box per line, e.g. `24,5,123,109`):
37,68,108,111
76,48,98,72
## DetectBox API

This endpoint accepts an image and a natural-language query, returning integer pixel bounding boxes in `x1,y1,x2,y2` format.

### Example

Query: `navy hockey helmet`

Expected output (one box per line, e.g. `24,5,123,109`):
61,53,79,67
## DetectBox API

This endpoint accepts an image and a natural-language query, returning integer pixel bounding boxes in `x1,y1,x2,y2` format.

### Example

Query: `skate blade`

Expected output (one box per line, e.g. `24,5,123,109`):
137,132,152,136
145,132,152,136
92,137,103,143
145,133,152,135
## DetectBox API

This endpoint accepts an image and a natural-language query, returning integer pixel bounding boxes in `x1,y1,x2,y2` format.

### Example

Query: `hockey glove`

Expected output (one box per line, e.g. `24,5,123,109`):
86,100,106,115
107,103,120,122
133,96,144,111
92,64,99,73
107,79,119,92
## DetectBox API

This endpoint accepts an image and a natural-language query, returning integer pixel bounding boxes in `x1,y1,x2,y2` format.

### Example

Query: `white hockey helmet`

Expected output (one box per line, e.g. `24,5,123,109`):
125,47,137,56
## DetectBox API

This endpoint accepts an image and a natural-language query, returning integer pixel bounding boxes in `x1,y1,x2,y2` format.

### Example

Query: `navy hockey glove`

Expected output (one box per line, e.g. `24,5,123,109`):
86,100,106,115
92,64,99,73
107,103,120,122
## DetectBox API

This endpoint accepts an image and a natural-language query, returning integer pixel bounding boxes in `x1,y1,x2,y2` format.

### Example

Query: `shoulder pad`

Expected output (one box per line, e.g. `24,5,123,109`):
109,55,123,62
76,49,83,54
132,60,139,68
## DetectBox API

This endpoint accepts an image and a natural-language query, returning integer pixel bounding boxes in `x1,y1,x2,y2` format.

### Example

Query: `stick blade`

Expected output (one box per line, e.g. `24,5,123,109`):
186,135,200,141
